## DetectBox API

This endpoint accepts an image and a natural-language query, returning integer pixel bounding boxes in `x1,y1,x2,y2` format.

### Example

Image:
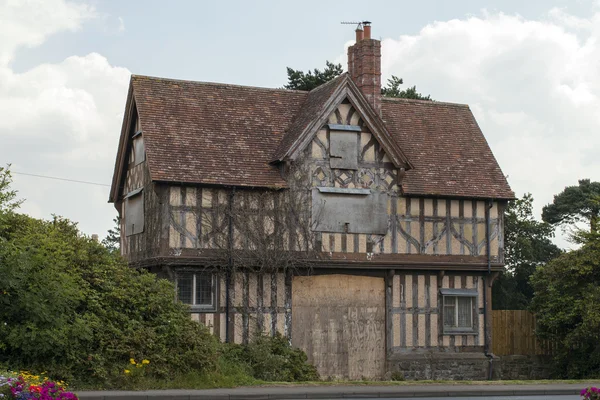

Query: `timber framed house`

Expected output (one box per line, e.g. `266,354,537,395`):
109,23,514,380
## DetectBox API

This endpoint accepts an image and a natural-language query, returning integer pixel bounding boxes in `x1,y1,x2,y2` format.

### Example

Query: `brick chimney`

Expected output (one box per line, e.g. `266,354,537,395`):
347,22,381,114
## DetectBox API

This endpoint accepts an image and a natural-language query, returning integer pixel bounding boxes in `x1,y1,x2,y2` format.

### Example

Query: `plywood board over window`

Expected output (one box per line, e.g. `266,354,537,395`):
330,129,358,170
125,188,144,236
132,131,145,166
312,187,388,235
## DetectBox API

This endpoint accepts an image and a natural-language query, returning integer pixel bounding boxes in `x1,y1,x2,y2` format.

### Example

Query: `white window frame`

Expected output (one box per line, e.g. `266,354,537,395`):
175,271,218,312
440,288,477,335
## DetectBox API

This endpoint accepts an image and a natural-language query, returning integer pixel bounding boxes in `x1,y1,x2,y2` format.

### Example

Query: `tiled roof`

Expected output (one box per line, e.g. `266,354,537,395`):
381,98,514,199
272,74,346,162
131,75,307,188
122,74,513,199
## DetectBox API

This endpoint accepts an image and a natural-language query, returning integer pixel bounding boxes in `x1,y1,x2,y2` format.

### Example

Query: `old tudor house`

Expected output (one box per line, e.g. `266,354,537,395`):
109,24,514,380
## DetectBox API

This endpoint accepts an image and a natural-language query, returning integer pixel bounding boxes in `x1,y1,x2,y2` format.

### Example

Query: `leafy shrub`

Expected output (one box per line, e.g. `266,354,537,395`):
0,213,219,387
222,333,319,382
390,371,405,381
531,239,600,378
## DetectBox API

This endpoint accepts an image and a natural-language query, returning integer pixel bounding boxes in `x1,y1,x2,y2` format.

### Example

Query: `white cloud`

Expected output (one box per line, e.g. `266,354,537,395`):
0,0,130,238
0,0,95,65
378,10,600,248
118,16,125,32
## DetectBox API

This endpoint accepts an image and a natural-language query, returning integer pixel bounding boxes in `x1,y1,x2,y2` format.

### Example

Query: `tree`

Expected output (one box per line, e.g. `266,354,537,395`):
102,216,121,253
530,237,600,378
542,179,600,239
0,165,23,239
380,76,431,100
284,61,432,100
284,61,344,91
492,194,561,309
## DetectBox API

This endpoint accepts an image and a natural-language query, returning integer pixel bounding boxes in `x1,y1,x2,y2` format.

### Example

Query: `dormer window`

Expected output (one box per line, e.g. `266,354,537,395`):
329,124,360,170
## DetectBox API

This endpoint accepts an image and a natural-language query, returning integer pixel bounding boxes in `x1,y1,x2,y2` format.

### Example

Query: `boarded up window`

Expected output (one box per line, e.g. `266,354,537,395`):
133,133,145,165
330,131,358,170
312,187,387,234
125,189,144,236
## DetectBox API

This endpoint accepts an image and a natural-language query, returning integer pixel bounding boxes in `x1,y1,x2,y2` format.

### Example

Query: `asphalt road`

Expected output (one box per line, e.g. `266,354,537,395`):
78,383,597,399
356,396,579,400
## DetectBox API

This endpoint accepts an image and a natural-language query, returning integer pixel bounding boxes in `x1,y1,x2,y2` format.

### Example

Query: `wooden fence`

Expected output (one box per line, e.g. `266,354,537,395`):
492,310,553,356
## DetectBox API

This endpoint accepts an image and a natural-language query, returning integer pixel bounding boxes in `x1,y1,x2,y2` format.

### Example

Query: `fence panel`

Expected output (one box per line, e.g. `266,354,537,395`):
492,310,553,356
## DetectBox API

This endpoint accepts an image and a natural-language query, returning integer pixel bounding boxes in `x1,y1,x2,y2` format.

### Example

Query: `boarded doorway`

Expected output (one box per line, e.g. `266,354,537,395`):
292,274,385,379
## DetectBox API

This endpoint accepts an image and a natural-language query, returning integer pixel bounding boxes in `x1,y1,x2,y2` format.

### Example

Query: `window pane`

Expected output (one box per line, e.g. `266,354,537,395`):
177,274,193,304
444,296,456,327
458,297,472,328
196,274,213,306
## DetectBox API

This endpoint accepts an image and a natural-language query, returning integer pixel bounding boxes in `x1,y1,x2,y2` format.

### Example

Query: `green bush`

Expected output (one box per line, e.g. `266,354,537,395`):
222,333,319,382
0,213,219,386
531,239,600,378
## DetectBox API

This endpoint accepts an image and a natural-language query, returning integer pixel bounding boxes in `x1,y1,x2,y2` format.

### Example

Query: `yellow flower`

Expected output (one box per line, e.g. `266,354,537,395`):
124,369,131,374
129,358,136,365
142,359,150,365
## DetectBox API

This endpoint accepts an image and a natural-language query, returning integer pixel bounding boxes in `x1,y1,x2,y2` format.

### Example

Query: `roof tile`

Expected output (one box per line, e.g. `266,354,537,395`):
124,75,514,199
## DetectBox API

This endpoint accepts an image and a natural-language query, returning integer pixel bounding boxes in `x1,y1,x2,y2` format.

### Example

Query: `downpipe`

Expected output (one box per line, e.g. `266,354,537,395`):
484,199,495,380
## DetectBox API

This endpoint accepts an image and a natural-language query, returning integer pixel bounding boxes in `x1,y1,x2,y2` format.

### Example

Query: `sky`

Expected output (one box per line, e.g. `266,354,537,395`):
1,0,599,249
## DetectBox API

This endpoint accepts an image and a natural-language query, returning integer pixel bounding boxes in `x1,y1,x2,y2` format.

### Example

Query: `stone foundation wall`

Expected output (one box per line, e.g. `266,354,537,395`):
494,355,553,380
387,353,490,380
387,354,553,381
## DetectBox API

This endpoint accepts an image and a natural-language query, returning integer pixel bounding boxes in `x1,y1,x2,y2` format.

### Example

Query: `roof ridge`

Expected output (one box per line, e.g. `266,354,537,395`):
306,73,347,94
381,97,469,108
131,74,309,94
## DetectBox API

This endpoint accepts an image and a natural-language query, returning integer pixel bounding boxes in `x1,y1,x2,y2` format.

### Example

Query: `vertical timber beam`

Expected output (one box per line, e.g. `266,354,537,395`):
284,268,293,342
386,269,394,357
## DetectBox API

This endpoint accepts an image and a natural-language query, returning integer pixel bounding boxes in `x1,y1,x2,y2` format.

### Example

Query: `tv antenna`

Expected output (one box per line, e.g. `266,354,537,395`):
341,21,371,30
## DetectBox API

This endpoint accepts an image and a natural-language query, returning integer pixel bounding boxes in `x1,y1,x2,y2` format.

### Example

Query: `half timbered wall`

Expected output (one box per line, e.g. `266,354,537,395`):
188,271,290,344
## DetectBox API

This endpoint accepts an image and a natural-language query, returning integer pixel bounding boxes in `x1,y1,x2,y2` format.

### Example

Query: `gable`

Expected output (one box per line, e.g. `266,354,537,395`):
277,75,412,173
309,99,402,193
305,98,402,235
309,98,399,179
109,83,138,203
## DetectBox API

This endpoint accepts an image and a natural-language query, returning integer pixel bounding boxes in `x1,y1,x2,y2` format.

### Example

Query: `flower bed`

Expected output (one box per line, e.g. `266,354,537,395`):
582,387,600,399
0,372,78,400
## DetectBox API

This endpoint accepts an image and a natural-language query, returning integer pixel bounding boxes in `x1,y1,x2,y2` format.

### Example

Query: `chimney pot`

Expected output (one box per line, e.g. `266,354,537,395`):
347,23,381,115
363,24,371,40
355,28,364,42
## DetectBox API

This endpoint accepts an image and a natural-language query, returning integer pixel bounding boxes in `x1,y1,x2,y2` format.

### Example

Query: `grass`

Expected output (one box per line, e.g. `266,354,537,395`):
5,364,598,392
70,377,600,391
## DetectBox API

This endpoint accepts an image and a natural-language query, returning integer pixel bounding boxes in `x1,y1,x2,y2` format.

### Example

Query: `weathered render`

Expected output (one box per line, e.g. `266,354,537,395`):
109,24,514,380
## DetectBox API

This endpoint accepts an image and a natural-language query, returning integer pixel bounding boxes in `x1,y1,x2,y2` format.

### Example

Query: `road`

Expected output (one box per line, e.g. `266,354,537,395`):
77,383,596,399
356,396,579,400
